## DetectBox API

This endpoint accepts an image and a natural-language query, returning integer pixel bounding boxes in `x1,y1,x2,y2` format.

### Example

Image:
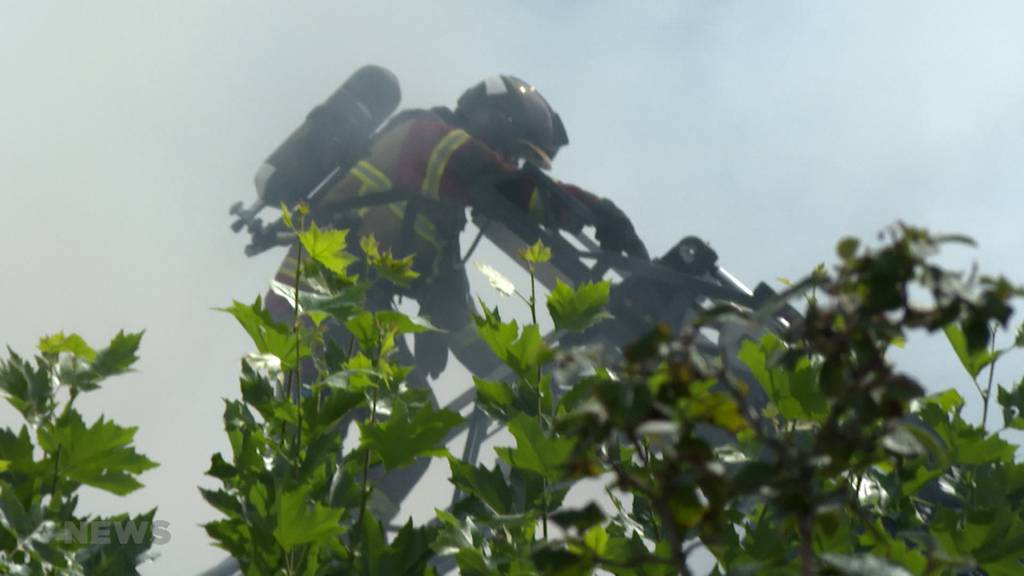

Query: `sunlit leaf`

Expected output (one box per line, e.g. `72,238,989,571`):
219,298,307,370
546,279,612,332
519,239,551,264
38,332,96,362
475,262,516,297
297,222,356,278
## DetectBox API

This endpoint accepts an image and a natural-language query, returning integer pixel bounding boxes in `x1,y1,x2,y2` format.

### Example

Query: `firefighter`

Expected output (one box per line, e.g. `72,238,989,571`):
268,74,646,372
265,74,648,514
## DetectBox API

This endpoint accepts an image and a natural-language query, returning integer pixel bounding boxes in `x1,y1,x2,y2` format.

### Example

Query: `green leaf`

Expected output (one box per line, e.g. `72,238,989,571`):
273,485,344,549
901,466,943,496
360,233,381,261
944,323,999,380
361,232,420,286
583,524,609,556
373,252,420,287
0,348,54,420
358,512,387,576
201,487,243,520
737,335,824,422
38,332,96,361
924,388,965,414
520,239,552,264
836,237,860,260
550,503,605,533
0,427,37,478
375,310,440,335
546,279,612,332
77,509,160,576
0,479,33,537
307,388,364,438
347,310,438,358
298,222,356,278
495,413,574,481
37,411,157,495
506,324,553,380
447,458,515,515
998,378,1024,430
279,202,294,229
681,391,746,433
473,301,519,364
296,284,366,325
359,404,463,470
205,453,237,481
219,297,308,370
91,330,143,378
379,519,438,576
956,429,1016,465
820,553,913,576
532,546,590,576
473,377,516,420
454,548,498,576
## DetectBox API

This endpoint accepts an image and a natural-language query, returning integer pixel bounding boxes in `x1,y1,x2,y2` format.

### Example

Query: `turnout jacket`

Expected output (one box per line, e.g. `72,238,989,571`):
274,107,597,291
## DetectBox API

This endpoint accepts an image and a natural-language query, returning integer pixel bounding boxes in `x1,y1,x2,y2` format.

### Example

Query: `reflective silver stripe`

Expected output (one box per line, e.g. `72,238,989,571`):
254,162,276,200
484,76,507,95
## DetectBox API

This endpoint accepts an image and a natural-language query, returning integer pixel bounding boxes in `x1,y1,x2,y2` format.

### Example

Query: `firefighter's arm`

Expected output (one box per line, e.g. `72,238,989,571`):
549,181,650,261
510,162,649,260
449,136,649,260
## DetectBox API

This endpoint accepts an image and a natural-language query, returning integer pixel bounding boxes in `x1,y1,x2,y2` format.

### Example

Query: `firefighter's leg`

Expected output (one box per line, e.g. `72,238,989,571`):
421,269,504,379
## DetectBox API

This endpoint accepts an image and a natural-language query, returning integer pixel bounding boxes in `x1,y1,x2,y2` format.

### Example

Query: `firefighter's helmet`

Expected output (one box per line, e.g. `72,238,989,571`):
455,75,569,169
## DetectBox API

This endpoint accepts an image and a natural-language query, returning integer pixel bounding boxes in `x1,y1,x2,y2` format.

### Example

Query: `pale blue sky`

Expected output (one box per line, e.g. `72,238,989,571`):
2,2,1023,574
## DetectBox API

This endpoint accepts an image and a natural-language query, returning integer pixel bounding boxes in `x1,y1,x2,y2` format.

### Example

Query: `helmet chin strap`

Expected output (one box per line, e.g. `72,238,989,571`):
517,139,552,170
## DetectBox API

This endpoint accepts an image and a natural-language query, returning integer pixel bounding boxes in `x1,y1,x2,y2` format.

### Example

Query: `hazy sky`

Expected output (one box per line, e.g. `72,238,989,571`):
3,2,1024,574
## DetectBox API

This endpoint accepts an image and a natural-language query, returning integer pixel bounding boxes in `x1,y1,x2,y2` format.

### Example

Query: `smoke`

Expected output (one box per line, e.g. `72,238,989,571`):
3,2,1024,573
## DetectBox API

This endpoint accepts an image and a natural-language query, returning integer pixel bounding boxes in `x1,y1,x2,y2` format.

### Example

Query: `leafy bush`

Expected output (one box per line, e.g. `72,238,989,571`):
0,331,159,575
205,213,1024,576
204,207,460,574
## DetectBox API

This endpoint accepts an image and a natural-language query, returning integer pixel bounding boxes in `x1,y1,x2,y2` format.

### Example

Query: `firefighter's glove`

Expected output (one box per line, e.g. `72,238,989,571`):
591,199,650,261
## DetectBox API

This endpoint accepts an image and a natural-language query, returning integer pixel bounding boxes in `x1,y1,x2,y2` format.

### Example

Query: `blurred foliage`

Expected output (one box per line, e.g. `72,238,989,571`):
0,331,159,575
205,216,1024,576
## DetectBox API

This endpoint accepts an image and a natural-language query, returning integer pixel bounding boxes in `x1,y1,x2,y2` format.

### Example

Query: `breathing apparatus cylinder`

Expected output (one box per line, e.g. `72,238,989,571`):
255,65,401,207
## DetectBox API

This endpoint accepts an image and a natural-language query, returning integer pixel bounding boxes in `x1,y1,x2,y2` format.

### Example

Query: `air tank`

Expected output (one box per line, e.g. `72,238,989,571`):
255,65,401,206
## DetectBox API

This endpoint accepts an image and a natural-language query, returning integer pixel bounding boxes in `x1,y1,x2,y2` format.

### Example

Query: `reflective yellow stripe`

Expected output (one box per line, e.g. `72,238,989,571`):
351,160,391,193
347,160,393,216
386,204,442,248
528,187,545,221
384,202,445,279
421,129,470,199
359,160,391,190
